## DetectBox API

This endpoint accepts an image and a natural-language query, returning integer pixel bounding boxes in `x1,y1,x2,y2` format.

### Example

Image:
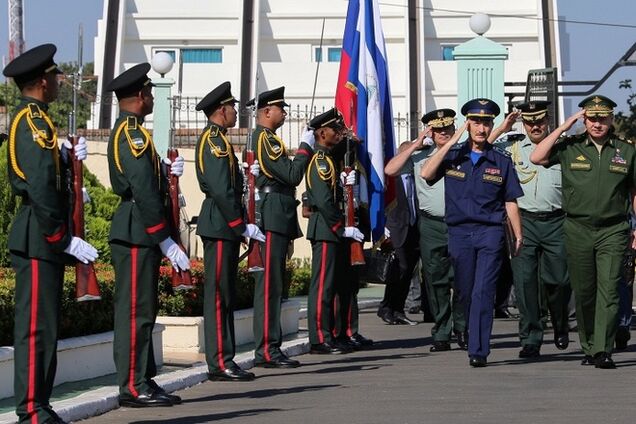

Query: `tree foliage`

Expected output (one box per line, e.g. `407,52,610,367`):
615,79,636,140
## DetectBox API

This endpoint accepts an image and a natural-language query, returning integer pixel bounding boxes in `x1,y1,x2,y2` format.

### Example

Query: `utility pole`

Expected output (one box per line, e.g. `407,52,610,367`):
8,0,25,61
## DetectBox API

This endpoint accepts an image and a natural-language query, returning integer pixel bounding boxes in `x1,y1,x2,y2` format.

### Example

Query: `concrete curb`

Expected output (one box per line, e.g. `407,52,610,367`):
0,299,380,424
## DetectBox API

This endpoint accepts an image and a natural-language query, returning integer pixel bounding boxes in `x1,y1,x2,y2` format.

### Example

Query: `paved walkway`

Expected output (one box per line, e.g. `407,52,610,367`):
82,310,636,424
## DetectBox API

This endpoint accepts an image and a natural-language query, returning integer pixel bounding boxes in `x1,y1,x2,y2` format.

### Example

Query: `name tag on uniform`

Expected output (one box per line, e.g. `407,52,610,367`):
446,169,466,180
609,165,628,174
482,174,503,184
570,162,591,171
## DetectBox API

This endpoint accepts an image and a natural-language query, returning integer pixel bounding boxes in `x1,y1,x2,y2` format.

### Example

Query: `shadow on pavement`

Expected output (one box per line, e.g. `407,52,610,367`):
127,408,281,424
184,384,340,404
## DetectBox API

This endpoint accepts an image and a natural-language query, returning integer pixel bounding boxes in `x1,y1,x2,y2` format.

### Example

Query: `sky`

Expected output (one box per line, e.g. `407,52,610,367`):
0,0,634,115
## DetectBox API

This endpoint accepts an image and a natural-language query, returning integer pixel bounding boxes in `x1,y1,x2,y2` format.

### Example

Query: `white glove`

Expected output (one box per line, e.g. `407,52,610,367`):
163,156,185,177
62,136,88,162
339,170,356,186
64,236,98,264
249,160,260,177
301,127,316,149
422,137,434,147
242,223,266,242
343,226,364,242
384,227,391,239
159,237,191,272
82,187,91,204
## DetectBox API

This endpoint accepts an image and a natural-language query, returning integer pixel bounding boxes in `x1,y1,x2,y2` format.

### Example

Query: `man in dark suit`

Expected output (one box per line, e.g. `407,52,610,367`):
376,141,420,325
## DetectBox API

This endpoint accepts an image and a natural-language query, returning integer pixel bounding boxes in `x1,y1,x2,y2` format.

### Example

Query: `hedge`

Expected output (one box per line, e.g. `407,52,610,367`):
0,258,312,347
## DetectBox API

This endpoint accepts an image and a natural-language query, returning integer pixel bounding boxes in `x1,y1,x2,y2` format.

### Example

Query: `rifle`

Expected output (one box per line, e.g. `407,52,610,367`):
241,73,264,272
166,96,193,290
344,133,365,266
68,25,100,301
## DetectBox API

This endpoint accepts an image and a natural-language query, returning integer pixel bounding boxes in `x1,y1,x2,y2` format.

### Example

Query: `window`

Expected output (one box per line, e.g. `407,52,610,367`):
441,45,457,61
182,48,222,64
314,46,342,63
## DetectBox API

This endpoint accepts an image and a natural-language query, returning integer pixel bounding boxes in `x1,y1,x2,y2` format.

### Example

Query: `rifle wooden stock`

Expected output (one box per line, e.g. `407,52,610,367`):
167,148,194,290
69,135,101,301
344,165,365,266
243,149,264,272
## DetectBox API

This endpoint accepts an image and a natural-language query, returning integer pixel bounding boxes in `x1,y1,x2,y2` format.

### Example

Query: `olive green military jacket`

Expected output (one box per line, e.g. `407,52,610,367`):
251,124,313,239
305,146,345,242
107,111,171,246
7,97,72,262
548,132,636,227
195,122,245,241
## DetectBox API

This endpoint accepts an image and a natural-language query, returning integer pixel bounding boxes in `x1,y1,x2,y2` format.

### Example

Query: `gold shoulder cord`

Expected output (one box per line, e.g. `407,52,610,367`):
113,121,160,187
206,129,236,186
257,130,276,179
511,142,537,184
306,154,336,197
198,128,211,173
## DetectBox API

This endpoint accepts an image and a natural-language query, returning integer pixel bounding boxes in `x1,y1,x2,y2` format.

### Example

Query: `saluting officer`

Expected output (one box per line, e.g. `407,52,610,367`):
194,82,264,381
305,108,364,354
530,95,636,369
4,43,98,424
248,86,315,368
491,102,570,359
385,108,467,351
421,99,524,367
107,63,190,406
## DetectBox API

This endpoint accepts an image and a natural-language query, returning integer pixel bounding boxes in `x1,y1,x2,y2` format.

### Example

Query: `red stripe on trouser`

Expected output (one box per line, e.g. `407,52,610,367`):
332,297,337,337
347,301,353,337
28,259,39,424
316,243,327,343
264,232,272,362
215,240,226,370
128,247,139,397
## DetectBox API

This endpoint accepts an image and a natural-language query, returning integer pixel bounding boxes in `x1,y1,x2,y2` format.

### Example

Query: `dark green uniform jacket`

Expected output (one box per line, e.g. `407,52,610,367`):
8,97,71,262
107,111,171,246
251,124,313,239
195,122,245,241
305,146,345,242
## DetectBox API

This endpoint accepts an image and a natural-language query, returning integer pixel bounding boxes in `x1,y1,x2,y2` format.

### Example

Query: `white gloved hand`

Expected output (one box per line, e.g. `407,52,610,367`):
384,227,391,239
301,127,316,149
343,226,364,242
82,187,91,204
64,236,99,264
249,160,260,177
242,223,266,242
62,136,88,162
163,156,185,177
159,237,191,272
339,170,356,186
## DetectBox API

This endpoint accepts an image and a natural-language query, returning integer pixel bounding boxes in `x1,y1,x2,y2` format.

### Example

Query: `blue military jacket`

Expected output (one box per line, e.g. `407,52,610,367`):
429,141,523,226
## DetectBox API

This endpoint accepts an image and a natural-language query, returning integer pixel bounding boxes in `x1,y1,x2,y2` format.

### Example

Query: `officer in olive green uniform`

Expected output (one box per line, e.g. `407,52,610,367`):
530,95,636,369
494,101,570,358
194,82,263,381
248,86,314,368
386,109,467,352
4,44,98,424
107,63,190,406
305,109,364,354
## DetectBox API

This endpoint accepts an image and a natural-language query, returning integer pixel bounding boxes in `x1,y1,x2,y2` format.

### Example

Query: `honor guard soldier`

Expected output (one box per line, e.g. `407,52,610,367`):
194,82,264,380
4,43,99,424
491,102,570,358
107,63,190,406
248,86,314,368
531,95,636,369
421,99,524,367
305,108,363,354
385,109,467,351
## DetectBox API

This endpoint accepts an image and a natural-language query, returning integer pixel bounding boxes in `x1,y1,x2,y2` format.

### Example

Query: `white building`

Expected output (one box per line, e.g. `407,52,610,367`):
92,0,562,144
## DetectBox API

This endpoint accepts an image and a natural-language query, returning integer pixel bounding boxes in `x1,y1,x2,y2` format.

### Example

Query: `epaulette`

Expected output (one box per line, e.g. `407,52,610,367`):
493,145,512,157
27,103,43,119
615,136,634,146
126,116,137,130
209,125,220,138
449,142,466,150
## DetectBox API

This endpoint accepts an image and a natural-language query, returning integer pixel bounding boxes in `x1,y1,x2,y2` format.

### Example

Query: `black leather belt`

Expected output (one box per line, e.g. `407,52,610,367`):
418,209,445,222
520,209,564,220
261,185,296,197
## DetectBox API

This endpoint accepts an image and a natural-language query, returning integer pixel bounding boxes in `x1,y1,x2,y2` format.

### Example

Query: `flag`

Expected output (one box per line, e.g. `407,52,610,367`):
335,0,395,243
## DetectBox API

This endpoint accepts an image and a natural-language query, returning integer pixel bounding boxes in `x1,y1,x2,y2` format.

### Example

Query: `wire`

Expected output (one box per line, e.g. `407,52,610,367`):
377,2,636,30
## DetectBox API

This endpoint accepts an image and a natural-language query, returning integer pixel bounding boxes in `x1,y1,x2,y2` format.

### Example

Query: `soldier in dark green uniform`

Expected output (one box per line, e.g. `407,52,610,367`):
194,82,264,380
304,108,364,354
248,86,314,368
4,44,98,424
531,95,636,369
492,102,570,358
107,63,190,406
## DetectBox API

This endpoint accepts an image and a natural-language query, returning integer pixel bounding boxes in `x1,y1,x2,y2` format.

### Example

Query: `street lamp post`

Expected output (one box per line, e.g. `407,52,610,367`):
151,52,175,157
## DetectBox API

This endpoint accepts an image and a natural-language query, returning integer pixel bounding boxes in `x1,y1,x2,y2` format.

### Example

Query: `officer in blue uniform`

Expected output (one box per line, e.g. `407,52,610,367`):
421,98,524,367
